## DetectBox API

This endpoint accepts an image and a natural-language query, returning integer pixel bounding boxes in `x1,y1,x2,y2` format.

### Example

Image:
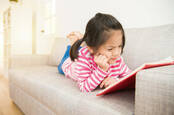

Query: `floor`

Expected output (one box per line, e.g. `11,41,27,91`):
0,75,23,115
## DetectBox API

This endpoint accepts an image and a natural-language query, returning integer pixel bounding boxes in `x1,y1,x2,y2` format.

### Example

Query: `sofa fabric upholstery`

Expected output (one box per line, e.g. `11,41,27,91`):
9,66,135,115
9,24,174,115
135,65,174,115
123,24,174,70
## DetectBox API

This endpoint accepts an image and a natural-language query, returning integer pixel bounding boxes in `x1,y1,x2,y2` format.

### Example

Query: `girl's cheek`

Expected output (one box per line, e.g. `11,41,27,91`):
106,51,112,58
96,50,112,59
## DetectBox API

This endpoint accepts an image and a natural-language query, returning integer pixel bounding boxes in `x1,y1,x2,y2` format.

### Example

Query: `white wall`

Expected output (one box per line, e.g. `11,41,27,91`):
0,0,32,78
0,17,4,75
11,0,32,55
55,0,174,37
0,0,32,55
35,0,55,54
0,0,10,75
1,0,174,56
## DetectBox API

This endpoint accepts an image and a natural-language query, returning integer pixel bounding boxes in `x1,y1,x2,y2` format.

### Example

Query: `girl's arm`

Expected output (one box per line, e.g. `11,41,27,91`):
119,57,132,78
75,56,108,92
99,57,132,88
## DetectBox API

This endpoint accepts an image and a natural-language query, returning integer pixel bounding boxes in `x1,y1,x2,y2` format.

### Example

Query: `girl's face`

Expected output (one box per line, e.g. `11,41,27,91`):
96,30,123,64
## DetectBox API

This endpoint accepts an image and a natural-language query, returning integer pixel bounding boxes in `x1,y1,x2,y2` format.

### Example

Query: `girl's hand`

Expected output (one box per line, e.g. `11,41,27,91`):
94,54,109,72
100,77,118,88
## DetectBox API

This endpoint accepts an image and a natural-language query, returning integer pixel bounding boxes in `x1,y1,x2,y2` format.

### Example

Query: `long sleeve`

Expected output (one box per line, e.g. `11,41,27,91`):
75,55,108,92
119,57,132,78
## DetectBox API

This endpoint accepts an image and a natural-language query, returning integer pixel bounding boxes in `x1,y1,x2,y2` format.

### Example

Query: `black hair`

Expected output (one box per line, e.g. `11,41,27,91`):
70,12,125,61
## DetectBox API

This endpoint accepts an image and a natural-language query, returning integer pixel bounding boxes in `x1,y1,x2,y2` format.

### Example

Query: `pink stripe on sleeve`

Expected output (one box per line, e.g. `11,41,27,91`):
74,49,108,92
119,56,132,78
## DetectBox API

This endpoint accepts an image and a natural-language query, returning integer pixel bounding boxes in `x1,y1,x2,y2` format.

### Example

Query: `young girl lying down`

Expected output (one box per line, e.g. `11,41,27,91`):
58,13,131,92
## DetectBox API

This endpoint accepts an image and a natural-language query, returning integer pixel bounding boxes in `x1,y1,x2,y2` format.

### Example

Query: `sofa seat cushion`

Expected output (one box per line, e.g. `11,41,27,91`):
9,66,135,115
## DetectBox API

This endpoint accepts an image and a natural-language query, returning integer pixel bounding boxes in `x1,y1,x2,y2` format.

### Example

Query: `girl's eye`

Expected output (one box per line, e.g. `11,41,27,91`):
108,48,112,51
119,45,122,48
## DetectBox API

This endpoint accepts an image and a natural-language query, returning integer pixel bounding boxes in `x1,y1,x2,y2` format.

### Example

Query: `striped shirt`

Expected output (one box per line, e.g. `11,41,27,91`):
62,46,131,92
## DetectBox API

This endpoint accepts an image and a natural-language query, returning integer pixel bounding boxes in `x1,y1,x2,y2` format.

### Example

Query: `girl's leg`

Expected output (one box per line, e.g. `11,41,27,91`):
58,33,84,75
62,57,78,81
58,45,82,75
58,45,71,74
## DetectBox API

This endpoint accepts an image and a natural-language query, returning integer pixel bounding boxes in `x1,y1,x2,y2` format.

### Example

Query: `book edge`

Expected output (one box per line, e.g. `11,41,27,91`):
96,56,174,96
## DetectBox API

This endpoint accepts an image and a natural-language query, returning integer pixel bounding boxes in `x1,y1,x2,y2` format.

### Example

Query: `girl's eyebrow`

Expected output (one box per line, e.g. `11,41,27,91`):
107,46,115,48
107,44,122,48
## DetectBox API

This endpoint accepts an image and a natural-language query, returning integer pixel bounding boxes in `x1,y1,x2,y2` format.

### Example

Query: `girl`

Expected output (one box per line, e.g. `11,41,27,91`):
58,13,132,92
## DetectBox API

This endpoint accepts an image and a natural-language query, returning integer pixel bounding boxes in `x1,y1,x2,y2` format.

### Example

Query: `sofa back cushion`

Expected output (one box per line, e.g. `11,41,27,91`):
48,37,69,66
48,24,174,69
123,24,174,70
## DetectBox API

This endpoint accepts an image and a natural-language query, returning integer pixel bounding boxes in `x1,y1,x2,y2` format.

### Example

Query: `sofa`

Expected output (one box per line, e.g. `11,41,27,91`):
9,24,174,115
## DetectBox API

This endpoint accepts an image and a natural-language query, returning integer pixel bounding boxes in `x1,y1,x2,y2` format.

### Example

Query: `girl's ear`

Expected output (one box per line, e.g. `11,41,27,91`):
87,46,94,54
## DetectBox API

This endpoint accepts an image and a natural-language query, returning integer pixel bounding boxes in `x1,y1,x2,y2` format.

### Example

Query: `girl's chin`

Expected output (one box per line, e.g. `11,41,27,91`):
108,57,119,64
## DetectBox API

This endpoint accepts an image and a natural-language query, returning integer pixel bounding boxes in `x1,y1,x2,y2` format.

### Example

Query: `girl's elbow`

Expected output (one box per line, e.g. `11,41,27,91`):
79,85,92,92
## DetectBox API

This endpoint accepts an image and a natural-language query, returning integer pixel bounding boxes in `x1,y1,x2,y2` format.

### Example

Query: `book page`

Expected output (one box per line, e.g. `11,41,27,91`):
145,56,174,66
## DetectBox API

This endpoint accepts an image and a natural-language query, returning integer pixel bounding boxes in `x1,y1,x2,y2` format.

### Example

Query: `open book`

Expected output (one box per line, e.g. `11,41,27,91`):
96,56,174,96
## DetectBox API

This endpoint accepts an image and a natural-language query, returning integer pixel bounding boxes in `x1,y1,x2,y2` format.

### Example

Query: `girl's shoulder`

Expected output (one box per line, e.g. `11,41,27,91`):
78,46,91,58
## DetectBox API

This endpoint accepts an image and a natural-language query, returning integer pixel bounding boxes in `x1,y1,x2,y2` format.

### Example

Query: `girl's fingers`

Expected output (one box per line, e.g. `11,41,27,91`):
100,81,104,88
104,78,117,88
100,79,106,88
108,79,114,85
104,78,112,88
100,77,109,88
97,55,102,61
100,77,120,89
94,54,109,72
98,55,107,62
104,82,109,88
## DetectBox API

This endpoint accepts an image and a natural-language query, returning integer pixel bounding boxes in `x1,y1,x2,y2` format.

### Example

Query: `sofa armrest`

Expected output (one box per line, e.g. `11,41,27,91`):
10,54,49,68
135,65,174,115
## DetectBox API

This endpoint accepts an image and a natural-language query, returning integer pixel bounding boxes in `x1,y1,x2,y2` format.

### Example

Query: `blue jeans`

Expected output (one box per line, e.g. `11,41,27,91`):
57,45,82,75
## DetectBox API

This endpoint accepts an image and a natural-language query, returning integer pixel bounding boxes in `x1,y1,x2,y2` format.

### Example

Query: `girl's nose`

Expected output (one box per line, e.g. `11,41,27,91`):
113,49,120,57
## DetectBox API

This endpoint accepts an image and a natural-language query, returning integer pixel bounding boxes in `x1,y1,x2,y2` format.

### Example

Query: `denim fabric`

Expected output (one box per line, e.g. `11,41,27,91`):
58,45,82,74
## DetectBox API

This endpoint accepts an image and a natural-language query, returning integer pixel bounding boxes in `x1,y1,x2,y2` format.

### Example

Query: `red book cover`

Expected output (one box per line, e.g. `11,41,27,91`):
96,56,174,96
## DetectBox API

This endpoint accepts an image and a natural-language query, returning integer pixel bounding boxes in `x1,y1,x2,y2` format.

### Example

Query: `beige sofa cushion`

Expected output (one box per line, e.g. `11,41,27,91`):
135,65,174,115
48,38,69,66
123,24,174,70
